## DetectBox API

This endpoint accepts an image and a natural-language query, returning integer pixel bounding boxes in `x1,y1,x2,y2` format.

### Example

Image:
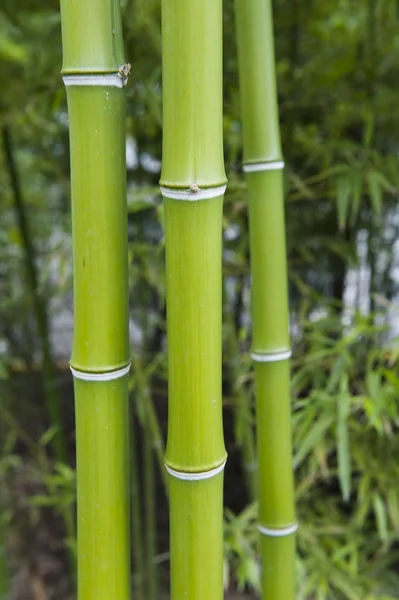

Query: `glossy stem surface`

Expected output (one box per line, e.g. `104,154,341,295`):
161,0,226,597
60,1,131,598
235,1,297,598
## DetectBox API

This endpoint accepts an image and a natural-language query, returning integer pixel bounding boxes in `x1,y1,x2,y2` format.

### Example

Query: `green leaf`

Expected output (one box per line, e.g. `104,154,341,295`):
372,493,388,541
349,169,362,226
335,172,351,230
336,384,351,502
38,425,59,448
294,412,335,468
367,170,385,217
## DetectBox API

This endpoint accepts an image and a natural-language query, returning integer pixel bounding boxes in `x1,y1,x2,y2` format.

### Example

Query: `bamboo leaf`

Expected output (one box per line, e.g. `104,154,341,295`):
372,493,389,541
294,413,335,469
349,169,363,226
335,172,351,231
336,380,351,502
367,170,383,217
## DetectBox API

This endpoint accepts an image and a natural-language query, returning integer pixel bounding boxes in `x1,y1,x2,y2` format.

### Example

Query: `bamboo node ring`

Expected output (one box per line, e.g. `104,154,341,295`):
70,363,131,381
165,460,227,481
258,523,298,537
251,349,292,363
160,184,227,202
62,74,125,88
243,160,285,173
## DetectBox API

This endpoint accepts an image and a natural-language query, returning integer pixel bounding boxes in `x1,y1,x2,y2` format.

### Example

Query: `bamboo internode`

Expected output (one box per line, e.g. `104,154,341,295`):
160,0,227,598
235,0,297,598
60,1,131,598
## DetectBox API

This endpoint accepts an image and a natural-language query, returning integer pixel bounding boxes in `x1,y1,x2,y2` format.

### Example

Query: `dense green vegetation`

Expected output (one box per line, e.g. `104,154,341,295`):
1,1,399,598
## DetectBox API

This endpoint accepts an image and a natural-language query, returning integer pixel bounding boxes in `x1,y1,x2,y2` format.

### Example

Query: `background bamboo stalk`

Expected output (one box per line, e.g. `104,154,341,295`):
234,1,297,598
2,126,76,584
129,413,145,600
2,126,67,466
160,0,227,598
59,1,131,598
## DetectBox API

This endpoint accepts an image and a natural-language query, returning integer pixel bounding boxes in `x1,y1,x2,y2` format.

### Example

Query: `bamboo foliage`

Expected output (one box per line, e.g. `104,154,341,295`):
235,1,297,599
160,0,227,598
59,1,131,599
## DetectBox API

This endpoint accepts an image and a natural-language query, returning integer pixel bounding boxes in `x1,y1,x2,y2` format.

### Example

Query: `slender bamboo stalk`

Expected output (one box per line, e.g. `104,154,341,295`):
234,1,297,599
59,2,131,599
0,497,9,600
130,412,145,600
160,1,227,598
2,126,67,465
143,414,157,600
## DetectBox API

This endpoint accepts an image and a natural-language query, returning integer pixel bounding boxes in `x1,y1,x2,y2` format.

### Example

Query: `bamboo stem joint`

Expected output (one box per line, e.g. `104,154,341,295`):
251,350,292,362
258,523,298,537
243,160,284,173
70,363,131,381
160,185,227,201
165,460,227,481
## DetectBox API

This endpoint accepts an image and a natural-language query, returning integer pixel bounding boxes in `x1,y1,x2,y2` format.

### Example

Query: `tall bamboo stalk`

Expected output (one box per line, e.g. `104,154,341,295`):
59,2,131,598
160,1,227,598
234,1,297,599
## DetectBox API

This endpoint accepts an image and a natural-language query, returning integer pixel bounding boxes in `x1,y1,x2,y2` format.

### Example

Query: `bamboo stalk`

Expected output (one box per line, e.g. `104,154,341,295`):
59,2,131,599
234,1,297,599
143,415,157,600
0,495,9,600
130,413,145,600
2,126,67,465
160,1,227,598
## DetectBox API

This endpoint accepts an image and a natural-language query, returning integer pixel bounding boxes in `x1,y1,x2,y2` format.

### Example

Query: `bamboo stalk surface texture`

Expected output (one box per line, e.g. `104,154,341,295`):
235,1,297,599
160,1,227,598
59,1,131,599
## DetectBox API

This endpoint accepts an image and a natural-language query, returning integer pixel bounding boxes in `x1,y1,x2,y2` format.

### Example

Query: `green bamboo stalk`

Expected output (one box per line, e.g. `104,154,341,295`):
132,353,158,600
0,499,9,600
234,1,297,599
130,412,145,600
59,2,131,599
160,1,227,598
143,414,157,600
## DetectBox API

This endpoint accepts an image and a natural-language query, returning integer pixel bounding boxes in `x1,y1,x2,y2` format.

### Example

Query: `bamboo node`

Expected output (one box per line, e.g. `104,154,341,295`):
62,74,125,88
251,349,291,363
258,523,298,537
165,460,227,481
70,363,131,382
160,184,227,202
118,63,131,86
243,160,285,173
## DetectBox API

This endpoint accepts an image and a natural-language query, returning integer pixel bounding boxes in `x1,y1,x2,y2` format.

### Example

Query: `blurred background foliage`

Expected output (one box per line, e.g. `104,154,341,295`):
1,0,399,598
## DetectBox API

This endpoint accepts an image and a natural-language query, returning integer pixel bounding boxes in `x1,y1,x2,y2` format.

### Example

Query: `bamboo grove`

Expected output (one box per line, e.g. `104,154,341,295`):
59,0,295,599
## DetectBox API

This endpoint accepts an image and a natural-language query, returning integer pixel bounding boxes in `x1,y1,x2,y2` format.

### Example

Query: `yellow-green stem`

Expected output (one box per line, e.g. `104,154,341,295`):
59,1,131,598
160,1,227,597
235,0,297,598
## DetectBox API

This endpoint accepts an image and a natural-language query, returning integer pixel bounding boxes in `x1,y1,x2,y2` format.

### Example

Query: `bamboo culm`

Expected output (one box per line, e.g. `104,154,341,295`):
59,1,131,598
160,0,227,598
235,1,297,599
